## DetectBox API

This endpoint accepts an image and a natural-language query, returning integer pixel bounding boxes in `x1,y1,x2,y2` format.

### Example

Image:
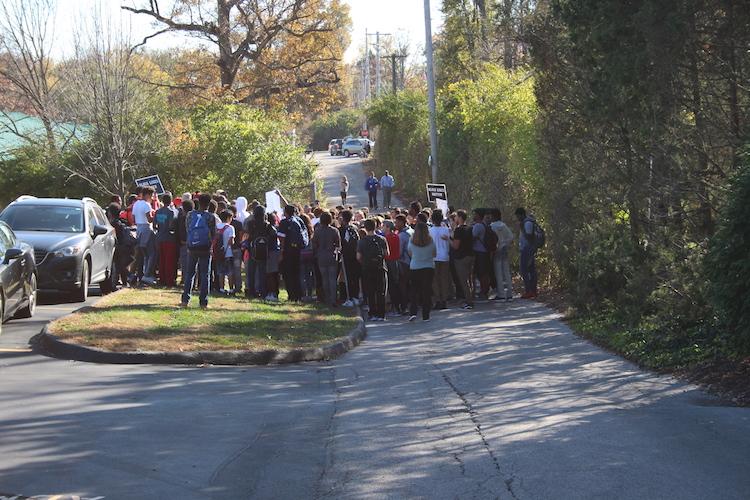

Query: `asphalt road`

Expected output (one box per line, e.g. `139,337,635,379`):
316,151,403,210
0,163,748,499
1,300,748,499
0,288,100,351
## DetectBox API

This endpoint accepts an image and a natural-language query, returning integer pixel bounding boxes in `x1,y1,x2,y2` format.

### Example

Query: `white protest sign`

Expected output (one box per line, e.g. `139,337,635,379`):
436,198,449,215
265,190,282,214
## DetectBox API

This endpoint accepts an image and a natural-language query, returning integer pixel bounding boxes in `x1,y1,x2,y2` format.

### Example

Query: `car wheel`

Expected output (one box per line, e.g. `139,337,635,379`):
100,259,115,295
15,273,37,319
345,150,350,157
73,260,89,303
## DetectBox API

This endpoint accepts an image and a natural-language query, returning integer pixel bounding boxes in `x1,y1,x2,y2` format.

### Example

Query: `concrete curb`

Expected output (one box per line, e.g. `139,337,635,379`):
33,317,366,366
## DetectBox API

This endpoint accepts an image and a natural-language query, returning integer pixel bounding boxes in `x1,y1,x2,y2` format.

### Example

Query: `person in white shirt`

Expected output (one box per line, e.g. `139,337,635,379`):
340,176,349,205
216,210,236,294
490,209,515,301
429,209,452,309
132,187,156,284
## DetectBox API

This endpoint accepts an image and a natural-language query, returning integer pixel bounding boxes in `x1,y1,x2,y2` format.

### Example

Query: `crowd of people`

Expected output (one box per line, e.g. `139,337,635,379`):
103,182,544,321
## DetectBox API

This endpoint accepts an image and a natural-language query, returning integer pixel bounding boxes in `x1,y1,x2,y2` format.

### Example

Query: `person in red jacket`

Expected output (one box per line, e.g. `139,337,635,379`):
383,220,403,315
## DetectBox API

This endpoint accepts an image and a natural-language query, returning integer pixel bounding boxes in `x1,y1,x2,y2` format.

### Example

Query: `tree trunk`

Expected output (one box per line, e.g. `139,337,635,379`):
217,0,235,88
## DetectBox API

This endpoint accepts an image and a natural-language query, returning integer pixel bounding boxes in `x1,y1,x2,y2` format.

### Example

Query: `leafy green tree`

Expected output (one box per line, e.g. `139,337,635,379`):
167,103,315,202
308,109,364,150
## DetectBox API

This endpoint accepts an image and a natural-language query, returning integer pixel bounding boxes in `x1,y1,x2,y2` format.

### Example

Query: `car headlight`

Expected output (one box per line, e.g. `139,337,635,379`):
54,246,83,257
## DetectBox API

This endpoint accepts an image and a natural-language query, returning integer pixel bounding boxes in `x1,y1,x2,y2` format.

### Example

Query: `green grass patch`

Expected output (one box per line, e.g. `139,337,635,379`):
49,288,359,352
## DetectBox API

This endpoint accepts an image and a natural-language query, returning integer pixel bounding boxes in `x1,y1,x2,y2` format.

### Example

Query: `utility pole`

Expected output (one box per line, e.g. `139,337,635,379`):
376,32,381,97
364,29,371,101
424,0,439,183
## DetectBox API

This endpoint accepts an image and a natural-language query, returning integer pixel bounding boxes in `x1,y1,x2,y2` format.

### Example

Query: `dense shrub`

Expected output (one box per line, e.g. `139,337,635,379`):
707,150,750,352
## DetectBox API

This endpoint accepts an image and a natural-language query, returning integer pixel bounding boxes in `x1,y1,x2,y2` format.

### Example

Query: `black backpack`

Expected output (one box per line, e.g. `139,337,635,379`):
251,223,271,261
524,217,546,249
360,235,385,269
341,225,360,257
483,223,499,253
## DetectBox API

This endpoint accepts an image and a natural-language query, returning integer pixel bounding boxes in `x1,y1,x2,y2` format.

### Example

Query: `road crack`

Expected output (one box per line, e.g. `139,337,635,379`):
435,364,520,500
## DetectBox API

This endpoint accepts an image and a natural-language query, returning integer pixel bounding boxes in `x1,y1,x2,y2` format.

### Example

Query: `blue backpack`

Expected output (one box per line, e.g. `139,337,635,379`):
187,211,212,251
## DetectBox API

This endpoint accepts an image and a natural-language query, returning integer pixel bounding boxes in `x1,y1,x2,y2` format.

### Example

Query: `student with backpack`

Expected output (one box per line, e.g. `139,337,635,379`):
213,210,235,295
180,194,216,309
357,218,389,321
338,209,361,307
278,205,308,302
515,207,544,298
244,205,276,299
470,211,494,299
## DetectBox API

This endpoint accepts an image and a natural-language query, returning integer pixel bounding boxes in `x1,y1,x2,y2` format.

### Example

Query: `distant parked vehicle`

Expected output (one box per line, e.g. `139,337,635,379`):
329,139,343,156
0,221,37,335
0,196,116,302
343,139,367,158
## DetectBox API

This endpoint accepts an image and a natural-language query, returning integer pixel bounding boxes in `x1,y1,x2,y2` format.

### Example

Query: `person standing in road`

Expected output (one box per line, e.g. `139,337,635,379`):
338,209,361,307
380,170,395,209
365,171,380,210
383,220,402,315
429,209,452,310
408,222,436,322
490,209,515,301
395,214,413,315
515,207,539,298
357,218,389,321
451,210,475,310
312,211,341,307
340,176,349,206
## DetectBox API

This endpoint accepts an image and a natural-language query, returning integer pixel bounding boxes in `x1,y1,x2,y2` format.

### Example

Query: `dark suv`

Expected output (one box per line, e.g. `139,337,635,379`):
0,196,116,301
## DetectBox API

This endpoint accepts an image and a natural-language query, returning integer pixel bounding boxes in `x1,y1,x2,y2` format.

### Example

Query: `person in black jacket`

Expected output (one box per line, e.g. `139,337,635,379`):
106,203,134,289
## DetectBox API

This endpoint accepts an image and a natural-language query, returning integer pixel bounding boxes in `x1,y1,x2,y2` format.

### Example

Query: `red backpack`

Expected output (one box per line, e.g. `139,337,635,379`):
211,226,227,261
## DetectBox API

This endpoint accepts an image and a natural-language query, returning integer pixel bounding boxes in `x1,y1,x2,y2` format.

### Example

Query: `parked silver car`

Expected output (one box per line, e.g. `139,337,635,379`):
342,139,367,157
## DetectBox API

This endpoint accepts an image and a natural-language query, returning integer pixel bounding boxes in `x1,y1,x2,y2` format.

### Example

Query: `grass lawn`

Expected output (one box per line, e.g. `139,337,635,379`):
49,288,360,352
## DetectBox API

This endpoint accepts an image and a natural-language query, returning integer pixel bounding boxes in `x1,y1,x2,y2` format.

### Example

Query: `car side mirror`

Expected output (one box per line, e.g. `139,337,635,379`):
92,225,108,238
3,247,23,264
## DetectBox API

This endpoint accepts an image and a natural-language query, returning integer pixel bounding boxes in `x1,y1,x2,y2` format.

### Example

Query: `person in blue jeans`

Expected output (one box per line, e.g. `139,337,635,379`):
515,207,538,298
181,194,216,309
365,171,380,209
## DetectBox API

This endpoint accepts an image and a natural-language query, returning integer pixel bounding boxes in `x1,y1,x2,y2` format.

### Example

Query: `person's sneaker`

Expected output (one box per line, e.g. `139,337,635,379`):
408,315,417,322
521,292,534,299
461,303,474,310
342,299,354,307
178,302,188,308
422,317,430,322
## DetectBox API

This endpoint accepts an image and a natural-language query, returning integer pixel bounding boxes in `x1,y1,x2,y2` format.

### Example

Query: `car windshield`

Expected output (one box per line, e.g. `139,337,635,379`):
0,205,84,233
